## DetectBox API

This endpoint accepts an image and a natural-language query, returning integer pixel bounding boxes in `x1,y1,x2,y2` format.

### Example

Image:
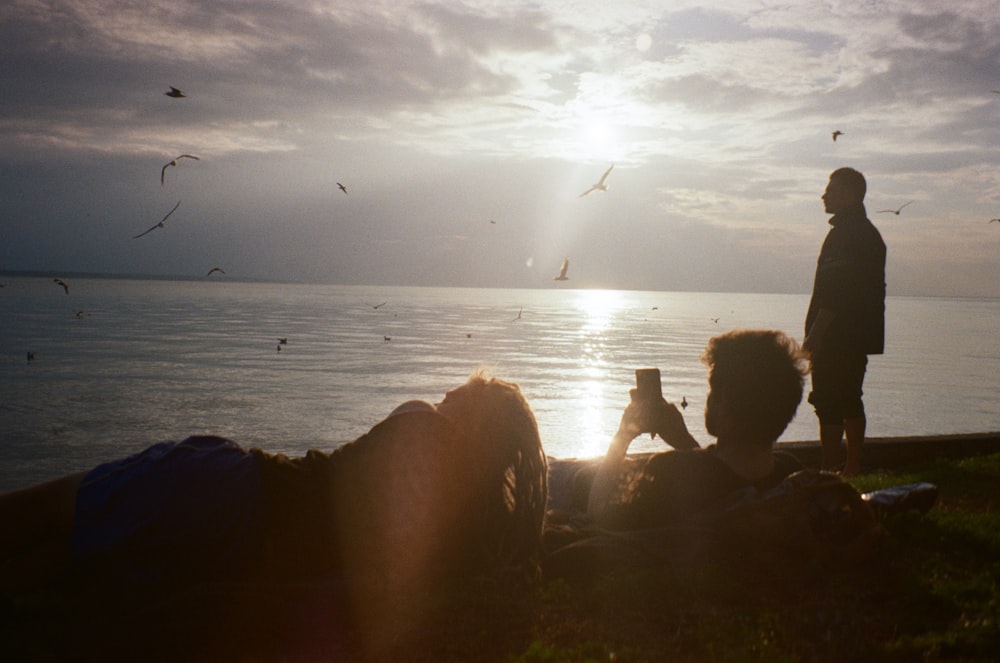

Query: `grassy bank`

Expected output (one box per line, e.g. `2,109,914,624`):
4,452,998,661
423,452,1000,662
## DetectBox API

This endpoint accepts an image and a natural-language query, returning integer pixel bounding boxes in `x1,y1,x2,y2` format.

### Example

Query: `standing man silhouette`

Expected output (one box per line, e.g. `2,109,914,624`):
804,167,886,476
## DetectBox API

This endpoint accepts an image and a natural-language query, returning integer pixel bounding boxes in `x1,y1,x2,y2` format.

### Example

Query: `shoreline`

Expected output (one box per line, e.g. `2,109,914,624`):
778,430,1000,470
550,431,1000,467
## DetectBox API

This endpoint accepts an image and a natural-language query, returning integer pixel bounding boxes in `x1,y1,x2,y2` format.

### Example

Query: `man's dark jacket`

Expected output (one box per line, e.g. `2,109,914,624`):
805,204,886,355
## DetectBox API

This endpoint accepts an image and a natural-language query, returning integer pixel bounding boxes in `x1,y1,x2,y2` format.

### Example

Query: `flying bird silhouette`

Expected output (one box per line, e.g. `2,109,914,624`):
680,396,688,410
877,201,913,215
578,164,614,198
832,130,844,142
512,307,523,321
165,86,186,98
553,258,570,281
53,278,69,295
989,218,1000,223
278,337,287,345
372,301,387,309
206,267,225,277
133,201,181,239
337,182,348,195
161,154,200,186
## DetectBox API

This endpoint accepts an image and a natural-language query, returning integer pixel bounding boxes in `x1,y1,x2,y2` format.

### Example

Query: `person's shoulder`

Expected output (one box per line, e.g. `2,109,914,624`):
367,408,454,438
643,448,727,474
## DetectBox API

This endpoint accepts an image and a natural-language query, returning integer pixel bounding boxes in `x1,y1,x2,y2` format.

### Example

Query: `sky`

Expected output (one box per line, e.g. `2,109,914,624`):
1,0,998,297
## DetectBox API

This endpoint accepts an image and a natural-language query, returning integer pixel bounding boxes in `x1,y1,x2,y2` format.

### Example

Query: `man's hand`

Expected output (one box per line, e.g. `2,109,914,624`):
618,390,698,450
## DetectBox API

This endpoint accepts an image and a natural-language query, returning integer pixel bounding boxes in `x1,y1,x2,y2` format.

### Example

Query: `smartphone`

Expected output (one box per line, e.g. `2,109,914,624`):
635,368,662,401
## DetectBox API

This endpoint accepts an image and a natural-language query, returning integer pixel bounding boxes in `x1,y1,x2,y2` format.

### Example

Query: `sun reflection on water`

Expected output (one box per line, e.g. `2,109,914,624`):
571,290,631,457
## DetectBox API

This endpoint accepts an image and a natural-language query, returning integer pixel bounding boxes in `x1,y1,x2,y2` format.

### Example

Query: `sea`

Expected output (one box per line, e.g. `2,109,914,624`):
1,275,998,491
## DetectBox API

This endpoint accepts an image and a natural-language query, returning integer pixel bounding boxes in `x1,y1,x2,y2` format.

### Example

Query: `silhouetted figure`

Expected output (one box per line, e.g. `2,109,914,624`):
165,86,186,98
804,168,886,477
337,182,348,195
0,372,547,660
832,130,844,142
586,330,806,530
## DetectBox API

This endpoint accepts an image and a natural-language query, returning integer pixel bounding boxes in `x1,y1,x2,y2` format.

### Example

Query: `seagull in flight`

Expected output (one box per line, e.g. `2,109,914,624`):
133,201,181,239
877,201,913,215
165,86,186,98
831,130,844,142
512,307,523,321
989,218,999,223
578,164,614,198
161,154,200,186
53,278,69,295
553,258,570,281
372,301,387,309
337,182,348,195
206,267,225,277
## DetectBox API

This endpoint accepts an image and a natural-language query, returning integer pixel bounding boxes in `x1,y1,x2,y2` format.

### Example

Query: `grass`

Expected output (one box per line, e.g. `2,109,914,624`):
417,452,1000,663
4,453,999,661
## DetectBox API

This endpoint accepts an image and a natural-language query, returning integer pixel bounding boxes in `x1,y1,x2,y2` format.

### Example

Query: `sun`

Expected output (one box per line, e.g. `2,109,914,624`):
576,117,619,162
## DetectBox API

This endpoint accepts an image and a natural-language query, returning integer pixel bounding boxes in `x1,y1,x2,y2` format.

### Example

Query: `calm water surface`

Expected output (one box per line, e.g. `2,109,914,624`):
1,276,997,490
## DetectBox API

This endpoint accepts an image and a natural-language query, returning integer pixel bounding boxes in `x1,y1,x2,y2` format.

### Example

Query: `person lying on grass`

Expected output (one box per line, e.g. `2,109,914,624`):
0,370,548,659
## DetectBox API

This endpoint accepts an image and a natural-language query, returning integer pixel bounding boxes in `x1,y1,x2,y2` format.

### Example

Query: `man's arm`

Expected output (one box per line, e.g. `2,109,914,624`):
803,307,835,355
587,395,698,522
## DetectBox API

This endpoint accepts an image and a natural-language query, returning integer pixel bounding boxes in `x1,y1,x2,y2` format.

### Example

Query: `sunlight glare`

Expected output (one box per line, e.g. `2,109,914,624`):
569,289,629,456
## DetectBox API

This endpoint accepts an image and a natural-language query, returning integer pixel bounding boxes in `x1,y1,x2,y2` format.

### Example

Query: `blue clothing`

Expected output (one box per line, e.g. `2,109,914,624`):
72,436,266,588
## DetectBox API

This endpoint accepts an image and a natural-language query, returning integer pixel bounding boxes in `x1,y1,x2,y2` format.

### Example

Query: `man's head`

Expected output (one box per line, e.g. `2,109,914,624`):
822,167,866,214
702,330,807,446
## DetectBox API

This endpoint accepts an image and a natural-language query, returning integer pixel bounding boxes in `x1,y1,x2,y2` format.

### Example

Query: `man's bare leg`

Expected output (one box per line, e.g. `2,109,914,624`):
842,416,866,477
820,424,844,472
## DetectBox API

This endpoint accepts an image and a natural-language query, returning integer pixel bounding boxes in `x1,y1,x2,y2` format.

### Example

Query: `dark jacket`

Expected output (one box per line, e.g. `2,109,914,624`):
805,205,886,355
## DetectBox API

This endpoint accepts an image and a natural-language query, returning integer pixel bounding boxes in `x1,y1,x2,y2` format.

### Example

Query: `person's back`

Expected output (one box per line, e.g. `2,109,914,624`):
596,446,803,531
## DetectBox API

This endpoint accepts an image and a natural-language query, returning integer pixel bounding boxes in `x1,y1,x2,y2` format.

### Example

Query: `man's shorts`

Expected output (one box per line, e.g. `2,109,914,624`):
808,352,868,425
71,436,266,588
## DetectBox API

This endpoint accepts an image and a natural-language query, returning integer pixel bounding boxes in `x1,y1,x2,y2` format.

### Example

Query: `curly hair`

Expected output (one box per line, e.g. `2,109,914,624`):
702,330,807,444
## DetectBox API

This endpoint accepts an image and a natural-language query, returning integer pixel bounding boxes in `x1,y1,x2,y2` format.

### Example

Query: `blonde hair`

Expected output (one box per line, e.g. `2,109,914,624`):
441,369,548,574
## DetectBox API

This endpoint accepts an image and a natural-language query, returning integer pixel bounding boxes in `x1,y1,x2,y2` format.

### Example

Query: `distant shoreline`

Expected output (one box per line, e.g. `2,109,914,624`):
3,270,997,299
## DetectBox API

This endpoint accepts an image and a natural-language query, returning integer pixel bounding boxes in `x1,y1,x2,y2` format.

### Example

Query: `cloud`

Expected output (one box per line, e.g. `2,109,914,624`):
0,0,997,297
